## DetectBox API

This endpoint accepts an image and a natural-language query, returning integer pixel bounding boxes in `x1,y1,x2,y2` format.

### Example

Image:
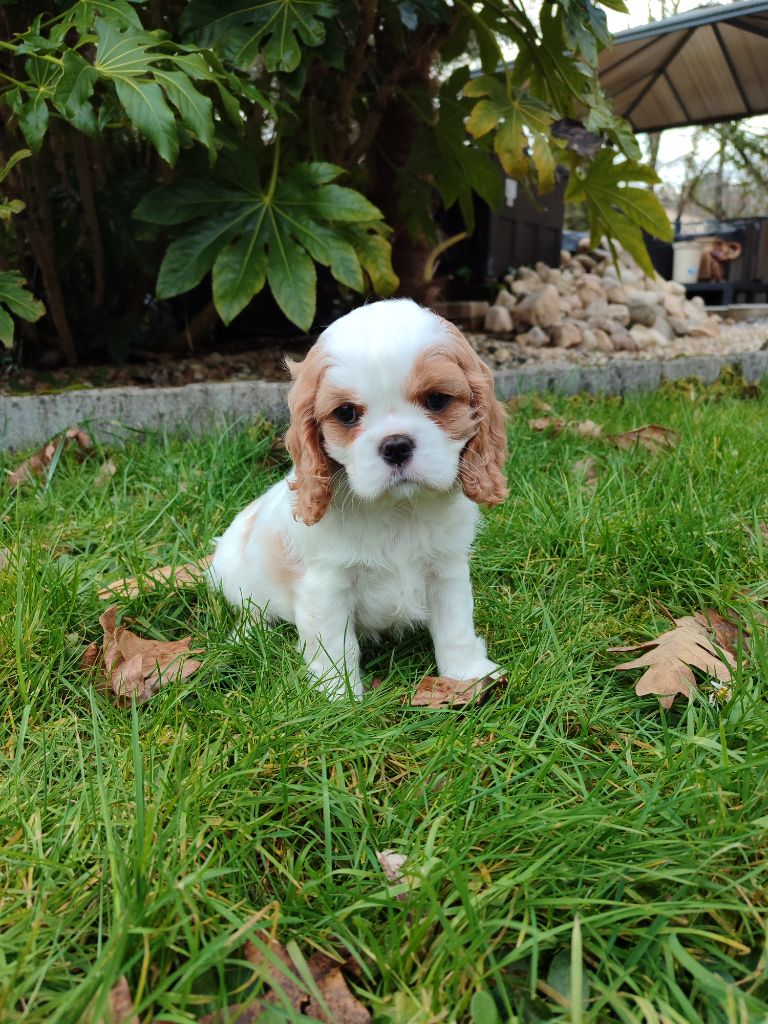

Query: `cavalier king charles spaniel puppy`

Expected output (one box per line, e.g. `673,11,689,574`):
209,298,508,699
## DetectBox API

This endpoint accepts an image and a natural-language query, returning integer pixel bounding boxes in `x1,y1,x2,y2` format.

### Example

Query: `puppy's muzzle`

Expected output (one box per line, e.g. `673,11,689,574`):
379,434,415,467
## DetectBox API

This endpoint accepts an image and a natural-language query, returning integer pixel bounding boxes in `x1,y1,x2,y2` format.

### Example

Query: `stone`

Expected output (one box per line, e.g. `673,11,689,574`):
687,319,719,338
575,253,596,271
664,280,686,296
606,283,628,304
624,286,661,306
494,289,517,311
584,299,609,318
606,303,630,326
516,325,549,348
516,266,539,280
663,293,686,318
514,284,560,328
484,305,513,332
592,328,614,352
668,316,694,336
611,333,640,352
552,321,583,348
628,302,658,327
560,250,573,266
511,278,538,297
629,324,666,348
652,313,675,342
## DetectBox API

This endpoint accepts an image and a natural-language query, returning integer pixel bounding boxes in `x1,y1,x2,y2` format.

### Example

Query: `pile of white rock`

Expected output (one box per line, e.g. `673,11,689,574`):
484,243,721,354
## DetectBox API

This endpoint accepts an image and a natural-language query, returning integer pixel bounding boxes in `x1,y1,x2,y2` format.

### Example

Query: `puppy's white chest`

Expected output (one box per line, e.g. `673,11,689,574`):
352,557,431,634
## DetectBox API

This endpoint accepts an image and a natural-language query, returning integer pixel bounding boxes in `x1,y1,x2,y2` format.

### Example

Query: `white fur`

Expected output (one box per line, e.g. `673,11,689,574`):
209,299,500,699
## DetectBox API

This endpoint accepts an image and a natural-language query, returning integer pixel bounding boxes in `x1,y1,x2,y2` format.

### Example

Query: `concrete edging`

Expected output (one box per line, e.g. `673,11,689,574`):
2,350,767,451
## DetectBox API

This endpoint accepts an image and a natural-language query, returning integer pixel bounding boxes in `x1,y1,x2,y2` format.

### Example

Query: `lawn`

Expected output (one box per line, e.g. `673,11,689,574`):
2,377,768,1024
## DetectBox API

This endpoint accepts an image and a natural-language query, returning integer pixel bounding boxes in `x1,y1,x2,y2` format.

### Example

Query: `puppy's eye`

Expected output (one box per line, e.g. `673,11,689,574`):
425,392,452,412
334,404,359,425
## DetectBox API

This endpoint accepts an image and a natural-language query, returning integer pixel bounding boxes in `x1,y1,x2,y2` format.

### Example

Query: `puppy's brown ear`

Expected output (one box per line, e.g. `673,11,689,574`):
442,320,508,506
284,346,334,525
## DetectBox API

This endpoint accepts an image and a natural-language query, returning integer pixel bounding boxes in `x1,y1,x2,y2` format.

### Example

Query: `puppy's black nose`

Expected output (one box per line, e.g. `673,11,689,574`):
380,434,415,467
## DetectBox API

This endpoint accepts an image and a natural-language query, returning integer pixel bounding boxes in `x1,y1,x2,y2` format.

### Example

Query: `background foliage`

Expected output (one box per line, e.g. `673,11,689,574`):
0,0,670,366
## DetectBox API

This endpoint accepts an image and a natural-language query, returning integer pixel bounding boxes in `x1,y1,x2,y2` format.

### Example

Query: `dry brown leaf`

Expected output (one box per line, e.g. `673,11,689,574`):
376,849,407,884
760,522,768,542
244,939,304,1008
572,456,599,492
305,967,371,1024
106,975,139,1024
65,426,93,450
7,426,94,488
201,940,369,1023
611,615,736,709
0,547,10,571
375,849,411,901
95,458,118,487
98,556,212,600
694,608,742,659
608,424,679,453
528,417,602,439
531,398,554,414
410,673,503,708
83,605,202,706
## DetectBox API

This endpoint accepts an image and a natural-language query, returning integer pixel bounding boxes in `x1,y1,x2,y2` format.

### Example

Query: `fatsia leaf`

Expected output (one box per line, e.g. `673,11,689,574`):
53,51,98,133
568,151,672,276
93,18,217,164
464,80,553,181
181,0,337,72
138,161,392,329
0,271,45,348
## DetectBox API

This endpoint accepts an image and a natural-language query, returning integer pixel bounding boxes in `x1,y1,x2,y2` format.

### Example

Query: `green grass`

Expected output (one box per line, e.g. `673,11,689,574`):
2,378,768,1023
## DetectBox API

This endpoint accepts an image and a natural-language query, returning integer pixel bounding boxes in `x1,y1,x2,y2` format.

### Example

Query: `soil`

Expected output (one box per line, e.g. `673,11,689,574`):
3,319,767,397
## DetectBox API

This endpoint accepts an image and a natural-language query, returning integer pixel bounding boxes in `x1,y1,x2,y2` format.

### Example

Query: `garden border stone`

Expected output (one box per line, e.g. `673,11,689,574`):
2,350,767,451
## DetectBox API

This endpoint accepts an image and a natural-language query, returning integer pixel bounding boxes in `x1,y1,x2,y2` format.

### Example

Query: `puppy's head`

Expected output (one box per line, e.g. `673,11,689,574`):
284,299,508,524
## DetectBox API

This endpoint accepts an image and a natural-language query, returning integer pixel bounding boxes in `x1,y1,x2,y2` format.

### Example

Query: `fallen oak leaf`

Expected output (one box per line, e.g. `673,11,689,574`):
99,976,139,1024
528,417,603,439
608,424,679,453
98,556,213,600
84,605,202,706
694,608,743,659
306,966,370,1024
200,941,369,1023
572,456,599,492
94,458,118,487
7,425,94,488
410,673,505,708
375,849,412,901
611,615,735,709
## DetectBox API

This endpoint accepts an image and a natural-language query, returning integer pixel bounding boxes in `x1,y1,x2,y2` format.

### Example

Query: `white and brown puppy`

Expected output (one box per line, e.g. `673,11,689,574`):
209,298,508,698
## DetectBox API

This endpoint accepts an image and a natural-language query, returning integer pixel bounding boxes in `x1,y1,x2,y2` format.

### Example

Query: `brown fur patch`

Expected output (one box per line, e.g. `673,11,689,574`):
405,350,475,441
239,498,262,554
436,320,509,506
265,530,303,594
284,345,335,525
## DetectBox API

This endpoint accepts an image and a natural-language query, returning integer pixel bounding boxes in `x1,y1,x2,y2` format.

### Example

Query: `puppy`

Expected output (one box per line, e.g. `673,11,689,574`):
209,298,508,698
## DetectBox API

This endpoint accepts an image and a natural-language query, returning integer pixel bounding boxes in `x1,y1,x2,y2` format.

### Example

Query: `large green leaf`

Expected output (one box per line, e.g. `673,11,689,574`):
54,51,98,133
93,18,219,164
567,151,673,277
137,160,393,330
464,77,554,180
0,271,45,349
181,0,337,72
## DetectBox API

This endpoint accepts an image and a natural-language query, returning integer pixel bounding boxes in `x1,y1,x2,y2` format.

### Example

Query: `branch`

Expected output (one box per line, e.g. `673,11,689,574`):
71,133,106,309
331,0,378,162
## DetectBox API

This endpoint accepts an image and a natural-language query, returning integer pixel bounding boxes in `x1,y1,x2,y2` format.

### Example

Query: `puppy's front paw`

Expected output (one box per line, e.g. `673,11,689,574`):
439,657,500,683
307,664,363,701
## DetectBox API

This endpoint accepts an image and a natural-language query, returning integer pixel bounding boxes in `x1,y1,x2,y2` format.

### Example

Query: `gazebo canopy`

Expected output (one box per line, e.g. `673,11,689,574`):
598,0,768,133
